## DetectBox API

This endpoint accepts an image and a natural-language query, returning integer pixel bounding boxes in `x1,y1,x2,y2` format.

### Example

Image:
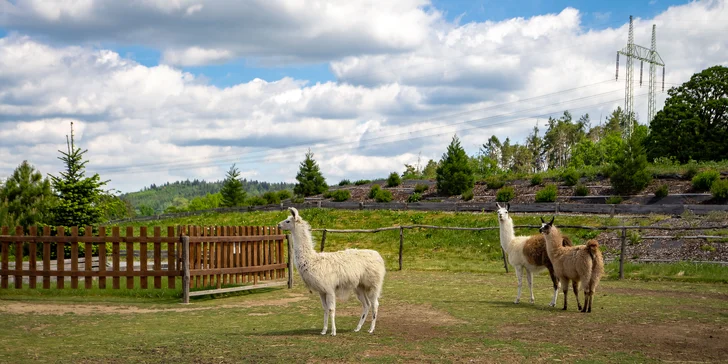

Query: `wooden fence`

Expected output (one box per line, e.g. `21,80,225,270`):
314,223,728,279
0,225,291,303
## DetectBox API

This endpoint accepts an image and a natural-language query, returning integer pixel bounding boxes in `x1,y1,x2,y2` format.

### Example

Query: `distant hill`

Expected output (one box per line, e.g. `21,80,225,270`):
120,179,294,214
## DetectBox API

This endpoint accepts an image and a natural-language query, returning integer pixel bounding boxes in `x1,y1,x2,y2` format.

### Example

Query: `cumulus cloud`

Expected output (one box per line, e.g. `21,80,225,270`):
0,0,726,192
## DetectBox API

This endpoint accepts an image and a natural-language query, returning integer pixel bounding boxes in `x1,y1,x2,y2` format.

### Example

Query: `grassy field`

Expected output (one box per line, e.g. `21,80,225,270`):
1,209,727,363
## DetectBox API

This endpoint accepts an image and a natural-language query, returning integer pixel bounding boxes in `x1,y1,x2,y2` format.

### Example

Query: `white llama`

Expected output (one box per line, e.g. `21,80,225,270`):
496,202,577,307
278,207,386,336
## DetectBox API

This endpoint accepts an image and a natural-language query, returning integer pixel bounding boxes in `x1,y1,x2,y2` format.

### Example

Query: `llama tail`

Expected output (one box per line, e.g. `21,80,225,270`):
586,239,599,258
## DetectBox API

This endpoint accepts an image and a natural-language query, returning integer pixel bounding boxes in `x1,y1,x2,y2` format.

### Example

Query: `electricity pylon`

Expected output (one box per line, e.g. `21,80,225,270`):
616,15,665,139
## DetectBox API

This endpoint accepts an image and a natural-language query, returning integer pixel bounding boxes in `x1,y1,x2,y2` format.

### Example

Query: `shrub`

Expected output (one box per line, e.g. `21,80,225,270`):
606,196,623,204
654,184,669,198
574,184,589,197
330,190,351,202
561,168,580,186
387,172,402,187
368,185,382,199
683,163,699,180
247,196,267,206
414,183,428,193
407,193,422,203
496,186,515,202
711,179,728,199
692,170,720,191
338,179,351,186
530,174,543,186
277,190,292,200
262,191,281,205
354,179,371,186
535,184,558,203
322,190,334,198
291,195,305,204
486,177,505,190
374,189,393,202
461,189,474,201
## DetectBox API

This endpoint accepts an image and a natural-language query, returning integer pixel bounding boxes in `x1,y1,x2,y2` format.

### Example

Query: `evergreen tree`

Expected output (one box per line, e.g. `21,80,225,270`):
294,150,328,197
220,164,246,207
0,160,55,227
436,135,474,196
609,134,652,194
50,124,108,228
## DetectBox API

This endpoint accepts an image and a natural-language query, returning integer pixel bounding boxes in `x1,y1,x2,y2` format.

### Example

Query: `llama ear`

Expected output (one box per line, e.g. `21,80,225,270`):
495,202,501,209
506,203,510,211
288,207,299,219
549,216,555,225
540,216,545,223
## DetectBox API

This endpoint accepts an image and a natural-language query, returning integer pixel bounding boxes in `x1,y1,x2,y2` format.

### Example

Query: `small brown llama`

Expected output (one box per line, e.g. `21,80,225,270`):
539,216,604,313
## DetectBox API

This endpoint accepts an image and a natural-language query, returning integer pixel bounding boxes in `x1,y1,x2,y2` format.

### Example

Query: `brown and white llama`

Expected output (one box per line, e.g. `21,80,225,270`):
539,216,604,313
496,203,578,307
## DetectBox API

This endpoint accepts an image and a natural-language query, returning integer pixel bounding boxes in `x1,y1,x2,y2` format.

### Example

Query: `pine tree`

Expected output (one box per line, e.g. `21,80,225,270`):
436,135,474,196
0,160,55,227
293,150,328,197
220,164,246,207
50,123,108,228
609,134,652,194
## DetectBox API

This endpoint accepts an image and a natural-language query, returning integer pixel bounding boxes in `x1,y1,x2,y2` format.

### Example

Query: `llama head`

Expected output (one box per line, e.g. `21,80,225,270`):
495,202,511,222
278,207,303,231
539,216,556,234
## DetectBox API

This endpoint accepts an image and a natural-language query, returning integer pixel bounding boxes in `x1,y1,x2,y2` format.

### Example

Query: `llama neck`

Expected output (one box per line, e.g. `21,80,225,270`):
290,221,317,264
498,217,516,251
544,227,565,258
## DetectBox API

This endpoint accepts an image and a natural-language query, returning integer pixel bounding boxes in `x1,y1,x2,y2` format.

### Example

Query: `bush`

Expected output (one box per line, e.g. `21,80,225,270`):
496,186,515,202
654,184,669,198
692,170,720,191
486,177,505,190
561,168,580,186
574,184,589,196
322,190,333,198
530,174,543,186
374,189,393,202
386,172,401,187
606,196,623,204
461,189,474,201
277,190,292,200
407,193,422,203
291,195,305,204
535,184,558,202
354,179,371,186
368,185,382,199
338,179,351,186
683,163,699,180
247,196,267,206
330,190,351,202
262,191,281,205
414,184,428,193
711,179,728,199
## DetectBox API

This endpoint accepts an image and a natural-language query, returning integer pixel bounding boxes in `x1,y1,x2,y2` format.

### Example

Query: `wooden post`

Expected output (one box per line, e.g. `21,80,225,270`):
286,234,293,289
182,235,190,304
320,229,327,252
619,228,627,280
398,226,404,271
501,248,509,273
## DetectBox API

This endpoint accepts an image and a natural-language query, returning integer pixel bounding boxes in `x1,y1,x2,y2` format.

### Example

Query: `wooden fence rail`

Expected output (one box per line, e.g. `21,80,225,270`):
0,225,291,303
313,223,728,279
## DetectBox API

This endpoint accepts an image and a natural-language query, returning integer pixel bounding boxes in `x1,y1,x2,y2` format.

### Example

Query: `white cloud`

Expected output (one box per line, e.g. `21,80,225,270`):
0,0,727,192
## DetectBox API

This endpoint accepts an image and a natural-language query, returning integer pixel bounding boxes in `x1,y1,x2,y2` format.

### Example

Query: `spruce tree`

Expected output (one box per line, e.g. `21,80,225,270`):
50,123,108,228
220,164,246,207
293,150,328,197
436,135,474,196
0,160,55,227
609,134,652,194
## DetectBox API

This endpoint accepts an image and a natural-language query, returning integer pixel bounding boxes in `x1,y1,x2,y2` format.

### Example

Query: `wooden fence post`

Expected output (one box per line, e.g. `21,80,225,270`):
399,227,404,271
182,235,190,304
619,228,627,280
320,229,327,252
286,234,293,289
501,248,509,273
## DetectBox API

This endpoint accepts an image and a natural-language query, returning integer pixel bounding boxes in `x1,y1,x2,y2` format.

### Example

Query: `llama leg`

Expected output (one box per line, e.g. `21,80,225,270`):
514,266,523,304
526,269,535,304
548,266,559,307
572,281,582,311
368,291,380,334
319,292,329,335
327,293,337,336
354,288,370,332
561,278,569,311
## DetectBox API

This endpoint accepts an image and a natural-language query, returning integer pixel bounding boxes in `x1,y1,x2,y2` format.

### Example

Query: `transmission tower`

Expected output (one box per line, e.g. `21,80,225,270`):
616,15,665,139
